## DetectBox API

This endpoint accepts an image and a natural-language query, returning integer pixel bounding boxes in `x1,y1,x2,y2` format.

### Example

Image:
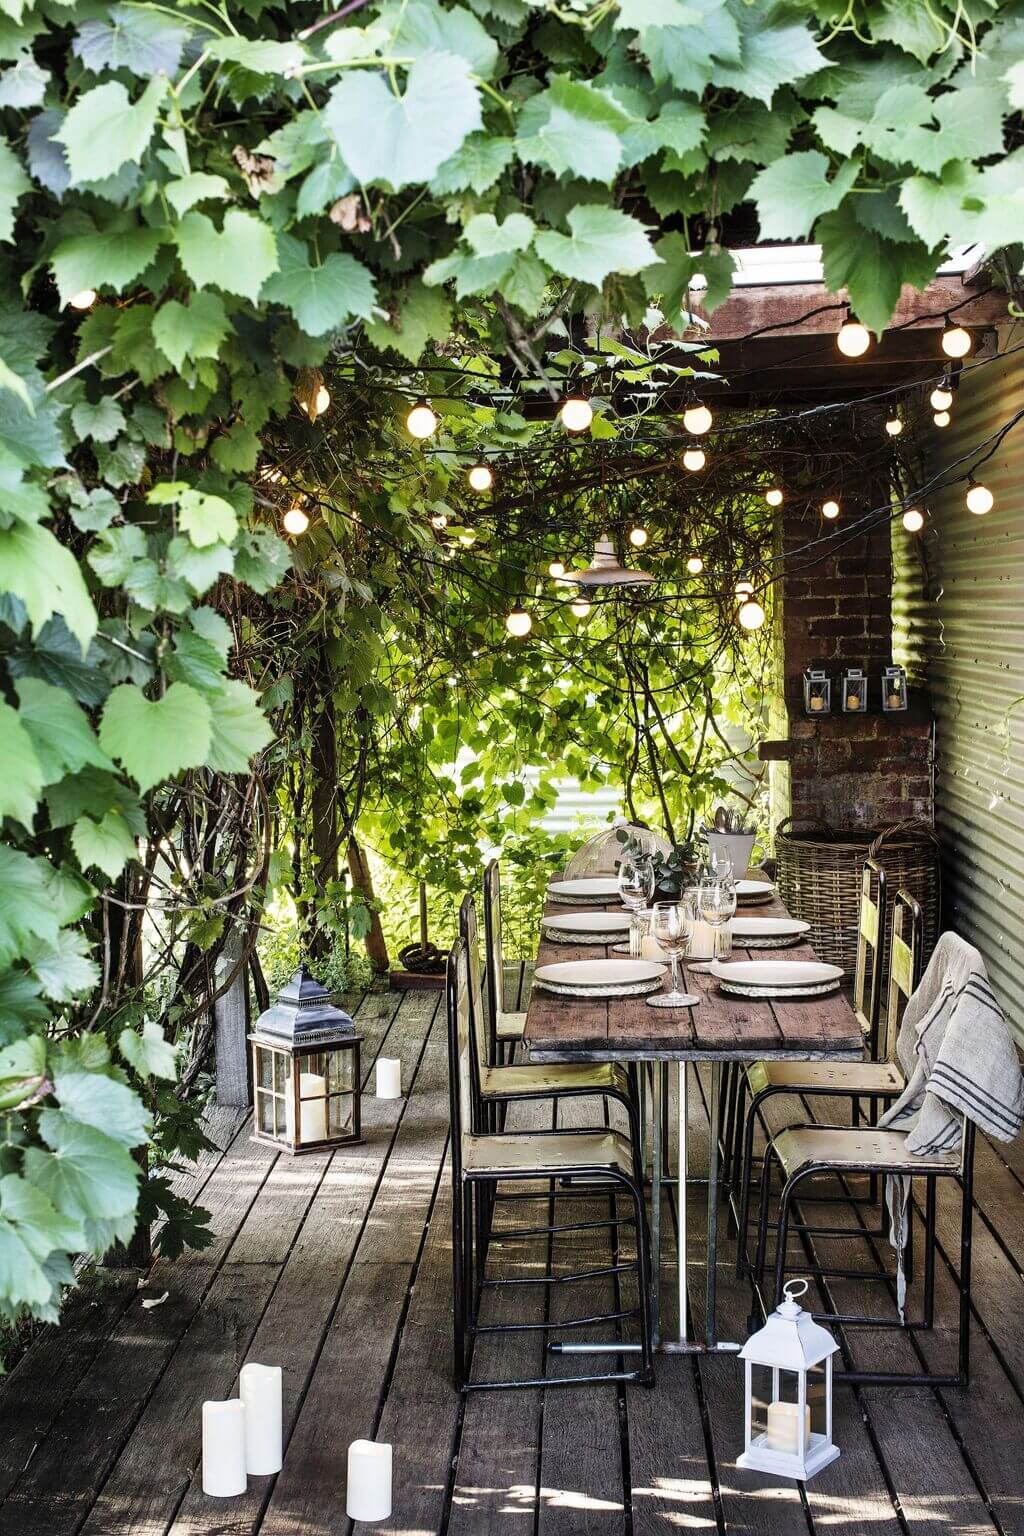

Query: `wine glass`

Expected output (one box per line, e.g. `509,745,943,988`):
699,875,737,960
646,899,700,1009
618,855,654,957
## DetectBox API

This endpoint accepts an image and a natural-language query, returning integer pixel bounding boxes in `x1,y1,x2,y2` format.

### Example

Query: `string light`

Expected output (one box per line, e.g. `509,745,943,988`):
314,384,330,415
902,507,925,533
430,511,448,530
734,578,754,598
966,479,994,515
560,396,593,433
765,487,783,507
738,598,766,631
686,555,704,575
681,445,706,472
822,499,840,520
942,319,971,358
629,525,648,548
69,289,97,310
505,605,532,637
885,416,902,436
933,410,950,428
569,595,592,617
836,313,870,357
682,399,713,435
468,463,493,492
548,558,566,579
459,531,475,546
406,398,437,438
282,505,309,536
930,379,953,411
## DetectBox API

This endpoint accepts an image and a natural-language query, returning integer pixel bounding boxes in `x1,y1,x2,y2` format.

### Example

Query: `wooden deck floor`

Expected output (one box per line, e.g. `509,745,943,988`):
3,967,1024,1535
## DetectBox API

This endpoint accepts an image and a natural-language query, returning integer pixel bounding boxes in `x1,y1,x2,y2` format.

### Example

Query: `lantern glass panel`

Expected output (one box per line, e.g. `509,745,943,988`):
807,1363,829,1442
882,667,907,711
842,671,867,713
327,1049,356,1094
256,1088,276,1138
803,671,830,715
327,1093,355,1137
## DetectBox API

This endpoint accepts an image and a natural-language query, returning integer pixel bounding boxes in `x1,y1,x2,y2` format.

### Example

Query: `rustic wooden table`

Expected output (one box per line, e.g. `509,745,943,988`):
524,888,864,1355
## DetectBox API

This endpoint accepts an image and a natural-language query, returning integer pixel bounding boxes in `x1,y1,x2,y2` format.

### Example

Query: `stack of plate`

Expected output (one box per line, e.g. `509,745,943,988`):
735,879,776,907
542,911,632,945
547,877,622,906
731,915,810,950
534,958,666,1000
709,959,843,999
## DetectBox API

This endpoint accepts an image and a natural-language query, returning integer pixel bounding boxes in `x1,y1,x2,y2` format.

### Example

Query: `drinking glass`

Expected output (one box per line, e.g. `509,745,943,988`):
646,899,700,1009
706,845,735,881
618,856,655,958
699,875,737,959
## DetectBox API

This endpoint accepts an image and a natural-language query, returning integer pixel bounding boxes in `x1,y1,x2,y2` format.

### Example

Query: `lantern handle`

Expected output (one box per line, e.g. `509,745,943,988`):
782,1278,809,1303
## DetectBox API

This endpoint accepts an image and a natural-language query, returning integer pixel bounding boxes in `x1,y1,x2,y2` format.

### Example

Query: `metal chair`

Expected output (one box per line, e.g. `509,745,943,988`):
482,859,527,1063
447,937,654,1391
733,872,923,1275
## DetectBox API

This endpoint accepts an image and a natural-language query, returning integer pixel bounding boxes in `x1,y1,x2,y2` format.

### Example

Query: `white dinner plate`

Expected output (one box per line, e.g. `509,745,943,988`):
732,916,810,948
535,958,665,988
710,959,842,990
735,879,775,905
548,877,622,904
536,975,665,1000
542,911,632,945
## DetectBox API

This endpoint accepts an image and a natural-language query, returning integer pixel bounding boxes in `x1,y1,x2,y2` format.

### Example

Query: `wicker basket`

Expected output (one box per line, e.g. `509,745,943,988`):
775,818,940,974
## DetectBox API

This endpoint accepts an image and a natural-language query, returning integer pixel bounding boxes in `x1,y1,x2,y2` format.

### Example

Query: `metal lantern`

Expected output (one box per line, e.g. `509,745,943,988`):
249,966,362,1153
738,1279,840,1482
803,668,831,716
882,664,908,712
841,667,868,714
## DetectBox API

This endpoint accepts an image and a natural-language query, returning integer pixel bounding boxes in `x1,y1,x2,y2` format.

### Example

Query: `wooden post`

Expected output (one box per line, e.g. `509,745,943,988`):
214,930,252,1107
347,839,390,975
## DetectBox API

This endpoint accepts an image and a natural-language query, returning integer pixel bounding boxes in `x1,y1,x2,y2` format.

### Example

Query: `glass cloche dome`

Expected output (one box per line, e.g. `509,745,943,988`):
563,819,671,878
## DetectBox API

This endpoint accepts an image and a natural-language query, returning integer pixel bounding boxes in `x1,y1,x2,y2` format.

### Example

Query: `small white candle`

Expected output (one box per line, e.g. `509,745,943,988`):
688,918,715,960
239,1362,282,1475
376,1057,402,1099
202,1399,247,1497
285,1071,327,1144
346,1439,392,1522
640,933,666,960
765,1399,810,1452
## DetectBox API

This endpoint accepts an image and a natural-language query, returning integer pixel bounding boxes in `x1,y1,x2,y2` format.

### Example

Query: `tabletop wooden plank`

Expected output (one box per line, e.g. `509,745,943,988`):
525,889,863,1063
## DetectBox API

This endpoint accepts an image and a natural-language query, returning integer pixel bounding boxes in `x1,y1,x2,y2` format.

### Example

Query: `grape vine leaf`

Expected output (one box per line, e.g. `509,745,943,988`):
15,676,113,783
54,76,167,184
73,5,189,78
534,204,659,287
25,1109,140,1225
204,679,274,774
151,292,229,372
750,152,859,241
119,1021,177,1081
0,522,97,653
71,809,138,881
51,227,166,306
24,928,99,1002
0,700,42,826
98,682,213,793
263,236,377,336
0,847,60,968
0,139,28,241
53,1071,150,1148
174,210,279,305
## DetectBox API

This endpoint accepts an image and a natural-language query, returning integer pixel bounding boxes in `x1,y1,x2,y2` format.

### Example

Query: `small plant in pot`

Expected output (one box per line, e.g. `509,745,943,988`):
616,830,700,899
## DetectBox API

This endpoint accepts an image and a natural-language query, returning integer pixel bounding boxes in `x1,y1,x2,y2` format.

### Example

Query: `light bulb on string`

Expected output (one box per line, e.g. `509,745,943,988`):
569,595,592,618
682,399,713,435
548,558,566,579
765,486,783,507
822,499,840,520
942,319,971,358
836,312,871,357
738,598,766,631
559,395,593,433
930,379,953,411
282,505,309,537
314,384,330,415
505,605,532,638
430,511,448,530
69,289,97,310
902,507,925,533
629,525,648,548
933,410,950,428
966,479,994,515
468,463,493,492
686,555,704,575
885,416,902,436
459,531,476,546
681,445,706,472
406,398,437,439
734,578,754,599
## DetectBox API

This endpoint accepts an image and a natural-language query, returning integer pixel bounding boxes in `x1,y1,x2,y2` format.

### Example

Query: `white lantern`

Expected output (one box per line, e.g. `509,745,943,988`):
738,1279,840,1482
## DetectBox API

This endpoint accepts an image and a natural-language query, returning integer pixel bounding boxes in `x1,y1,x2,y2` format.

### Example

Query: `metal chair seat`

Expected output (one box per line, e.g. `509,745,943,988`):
746,1058,903,1097
481,1060,629,1101
496,1009,527,1041
463,1128,635,1179
773,1124,960,1178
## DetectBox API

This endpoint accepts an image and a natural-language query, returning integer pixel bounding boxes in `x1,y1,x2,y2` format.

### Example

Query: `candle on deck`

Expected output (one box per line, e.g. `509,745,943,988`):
202,1399,247,1497
239,1362,282,1475
285,1071,328,1143
376,1057,402,1099
765,1399,811,1452
346,1439,393,1521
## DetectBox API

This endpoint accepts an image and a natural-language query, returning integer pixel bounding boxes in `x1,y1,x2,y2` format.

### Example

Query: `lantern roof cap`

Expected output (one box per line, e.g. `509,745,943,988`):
253,963,354,1044
739,1280,839,1370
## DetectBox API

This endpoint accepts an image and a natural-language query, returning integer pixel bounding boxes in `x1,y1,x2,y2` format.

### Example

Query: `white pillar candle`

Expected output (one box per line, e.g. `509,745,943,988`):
376,1057,402,1099
765,1399,810,1452
284,1071,327,1144
640,933,667,961
239,1362,282,1475
346,1439,392,1522
688,918,715,960
202,1399,247,1497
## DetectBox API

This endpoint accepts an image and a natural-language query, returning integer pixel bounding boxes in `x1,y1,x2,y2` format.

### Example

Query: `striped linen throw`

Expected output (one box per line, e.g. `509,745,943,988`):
879,932,1024,1314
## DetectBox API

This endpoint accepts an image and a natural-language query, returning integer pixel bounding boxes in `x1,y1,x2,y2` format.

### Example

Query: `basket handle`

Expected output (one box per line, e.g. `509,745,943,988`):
776,815,833,840
868,818,940,856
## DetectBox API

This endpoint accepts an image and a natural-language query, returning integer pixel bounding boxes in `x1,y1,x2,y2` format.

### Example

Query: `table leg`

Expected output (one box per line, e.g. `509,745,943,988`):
651,1062,662,1348
678,1060,688,1343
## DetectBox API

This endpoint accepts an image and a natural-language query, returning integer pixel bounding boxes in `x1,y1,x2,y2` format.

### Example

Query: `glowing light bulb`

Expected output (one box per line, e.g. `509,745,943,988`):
738,598,766,631
734,578,754,598
569,596,591,618
765,487,783,507
69,288,97,310
549,559,566,579
822,499,840,520
682,447,706,472
902,507,924,533
459,531,475,546
933,410,950,428
407,399,437,439
468,463,493,492
430,513,448,530
966,481,994,515
885,416,902,436
560,396,593,433
314,384,330,415
930,381,953,411
942,321,971,359
682,400,712,435
282,505,309,536
505,605,532,637
837,318,870,357
686,555,704,575
629,525,648,548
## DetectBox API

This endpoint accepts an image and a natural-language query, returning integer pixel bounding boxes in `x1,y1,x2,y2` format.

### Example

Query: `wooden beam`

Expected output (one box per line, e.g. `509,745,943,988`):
687,276,1009,341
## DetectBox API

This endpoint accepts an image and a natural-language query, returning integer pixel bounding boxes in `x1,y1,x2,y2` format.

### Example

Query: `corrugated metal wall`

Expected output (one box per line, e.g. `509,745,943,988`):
921,343,1024,1035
